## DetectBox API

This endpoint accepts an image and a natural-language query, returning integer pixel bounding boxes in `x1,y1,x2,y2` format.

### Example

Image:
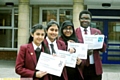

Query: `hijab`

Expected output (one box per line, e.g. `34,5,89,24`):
60,20,78,45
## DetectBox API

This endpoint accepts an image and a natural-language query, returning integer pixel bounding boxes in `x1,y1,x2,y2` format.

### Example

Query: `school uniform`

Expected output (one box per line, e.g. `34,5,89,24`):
75,27,106,80
59,37,84,80
44,37,68,80
15,42,50,80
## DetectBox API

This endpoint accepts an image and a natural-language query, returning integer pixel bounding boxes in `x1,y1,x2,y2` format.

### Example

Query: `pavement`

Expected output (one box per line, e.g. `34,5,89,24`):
0,60,120,80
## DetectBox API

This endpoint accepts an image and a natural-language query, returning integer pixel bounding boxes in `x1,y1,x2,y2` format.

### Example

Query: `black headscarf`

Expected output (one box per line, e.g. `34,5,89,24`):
60,20,78,45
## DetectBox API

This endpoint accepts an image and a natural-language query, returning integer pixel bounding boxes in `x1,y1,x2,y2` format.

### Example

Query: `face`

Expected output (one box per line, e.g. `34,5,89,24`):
46,24,59,42
80,14,91,28
31,29,45,46
63,26,73,37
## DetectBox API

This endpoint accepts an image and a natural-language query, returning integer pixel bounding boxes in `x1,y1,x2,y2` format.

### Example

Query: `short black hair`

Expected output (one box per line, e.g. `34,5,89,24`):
79,10,92,20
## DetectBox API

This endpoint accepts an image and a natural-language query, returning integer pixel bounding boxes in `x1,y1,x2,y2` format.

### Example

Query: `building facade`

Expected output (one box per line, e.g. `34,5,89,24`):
0,0,120,64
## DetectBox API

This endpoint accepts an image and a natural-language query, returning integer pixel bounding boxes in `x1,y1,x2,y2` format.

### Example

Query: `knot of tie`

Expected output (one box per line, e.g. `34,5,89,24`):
36,47,41,53
50,44,56,54
84,28,87,34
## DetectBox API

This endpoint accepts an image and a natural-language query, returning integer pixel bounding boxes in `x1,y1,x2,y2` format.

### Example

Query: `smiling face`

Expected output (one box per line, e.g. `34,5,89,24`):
46,24,59,42
63,26,73,37
80,14,91,28
31,29,45,46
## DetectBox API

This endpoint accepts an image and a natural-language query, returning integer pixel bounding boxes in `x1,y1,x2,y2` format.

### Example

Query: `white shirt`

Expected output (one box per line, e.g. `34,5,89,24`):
80,26,94,64
32,42,42,50
46,37,59,55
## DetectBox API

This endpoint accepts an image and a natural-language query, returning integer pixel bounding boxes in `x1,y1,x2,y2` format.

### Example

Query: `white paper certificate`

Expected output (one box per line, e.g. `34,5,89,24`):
57,50,77,68
36,52,65,77
68,42,88,59
83,35,104,49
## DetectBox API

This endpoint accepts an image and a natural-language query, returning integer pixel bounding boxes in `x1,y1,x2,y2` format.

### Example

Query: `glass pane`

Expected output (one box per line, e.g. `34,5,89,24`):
108,45,120,50
0,29,12,48
14,9,18,28
108,51,120,61
0,9,12,26
108,22,120,44
42,10,57,27
14,29,18,48
91,21,104,34
59,9,73,26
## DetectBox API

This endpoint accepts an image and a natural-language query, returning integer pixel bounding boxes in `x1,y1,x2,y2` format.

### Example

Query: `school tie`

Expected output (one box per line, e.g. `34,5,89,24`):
84,28,89,66
50,44,56,54
84,28,87,34
35,47,41,61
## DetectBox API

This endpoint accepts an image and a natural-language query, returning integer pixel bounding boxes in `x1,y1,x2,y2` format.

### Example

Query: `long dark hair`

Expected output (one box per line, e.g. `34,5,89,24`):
45,20,59,38
60,20,78,45
46,20,59,30
28,24,50,54
28,24,46,43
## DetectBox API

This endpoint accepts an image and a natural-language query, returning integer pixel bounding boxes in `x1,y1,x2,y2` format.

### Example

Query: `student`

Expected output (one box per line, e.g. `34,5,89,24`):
44,20,68,80
75,10,106,80
59,20,83,80
15,24,50,80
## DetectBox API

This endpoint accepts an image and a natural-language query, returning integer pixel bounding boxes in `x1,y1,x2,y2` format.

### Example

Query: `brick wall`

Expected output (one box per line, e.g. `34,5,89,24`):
0,51,17,60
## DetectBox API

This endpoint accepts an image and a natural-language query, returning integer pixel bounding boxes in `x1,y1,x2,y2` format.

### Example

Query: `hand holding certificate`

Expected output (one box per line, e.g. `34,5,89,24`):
68,42,88,59
57,50,77,68
36,52,65,77
83,35,104,49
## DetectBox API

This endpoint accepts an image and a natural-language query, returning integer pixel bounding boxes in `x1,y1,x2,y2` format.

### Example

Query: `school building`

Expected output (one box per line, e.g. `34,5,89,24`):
0,0,120,64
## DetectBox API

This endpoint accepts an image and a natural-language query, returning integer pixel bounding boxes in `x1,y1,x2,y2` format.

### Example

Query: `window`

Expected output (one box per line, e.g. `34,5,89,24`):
0,8,18,49
59,9,73,26
0,9,12,26
40,8,73,27
42,9,57,27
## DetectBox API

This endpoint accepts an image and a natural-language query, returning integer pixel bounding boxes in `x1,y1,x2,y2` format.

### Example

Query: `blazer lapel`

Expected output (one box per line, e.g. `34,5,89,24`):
77,28,84,43
90,28,96,34
28,43,37,65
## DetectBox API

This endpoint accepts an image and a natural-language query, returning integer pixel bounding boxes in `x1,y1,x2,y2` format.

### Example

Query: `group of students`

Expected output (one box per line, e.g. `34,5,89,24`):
15,10,106,80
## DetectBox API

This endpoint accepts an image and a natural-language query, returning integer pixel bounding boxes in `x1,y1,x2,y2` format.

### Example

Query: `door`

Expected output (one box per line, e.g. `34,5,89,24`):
91,19,120,64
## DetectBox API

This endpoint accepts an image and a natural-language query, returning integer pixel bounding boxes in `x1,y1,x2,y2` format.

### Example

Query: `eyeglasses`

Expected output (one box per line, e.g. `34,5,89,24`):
63,28,72,31
80,18,91,20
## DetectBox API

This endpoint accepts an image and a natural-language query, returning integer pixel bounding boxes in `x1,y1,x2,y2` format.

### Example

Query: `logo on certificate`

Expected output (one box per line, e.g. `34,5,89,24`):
98,37,103,42
58,61,63,67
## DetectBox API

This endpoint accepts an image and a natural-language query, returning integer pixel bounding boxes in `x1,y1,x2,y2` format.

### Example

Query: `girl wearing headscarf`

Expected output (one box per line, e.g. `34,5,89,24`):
59,20,83,80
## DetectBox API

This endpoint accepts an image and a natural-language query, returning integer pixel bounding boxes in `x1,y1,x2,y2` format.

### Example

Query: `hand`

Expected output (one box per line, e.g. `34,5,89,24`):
87,49,93,55
68,48,76,53
76,57,82,65
36,71,47,78
94,32,99,35
67,40,75,43
52,53,57,56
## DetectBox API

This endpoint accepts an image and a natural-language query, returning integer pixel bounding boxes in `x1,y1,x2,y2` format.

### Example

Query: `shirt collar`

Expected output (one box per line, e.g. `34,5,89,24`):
32,42,42,50
80,26,90,32
46,37,56,45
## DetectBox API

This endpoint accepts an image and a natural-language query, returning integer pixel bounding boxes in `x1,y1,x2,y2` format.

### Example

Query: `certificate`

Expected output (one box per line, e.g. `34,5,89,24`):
68,42,88,59
83,35,104,49
57,50,77,68
36,52,65,77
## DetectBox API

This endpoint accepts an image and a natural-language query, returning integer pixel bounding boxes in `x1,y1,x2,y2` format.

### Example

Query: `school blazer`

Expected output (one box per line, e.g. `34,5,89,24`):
44,39,68,80
15,43,50,80
58,37,84,79
75,27,106,75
